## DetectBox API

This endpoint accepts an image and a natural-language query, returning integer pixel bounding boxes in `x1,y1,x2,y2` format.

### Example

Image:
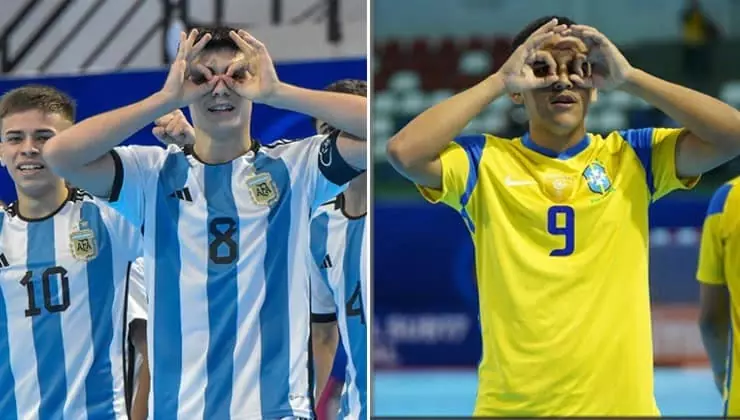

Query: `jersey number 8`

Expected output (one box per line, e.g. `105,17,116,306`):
209,217,238,265
547,205,575,257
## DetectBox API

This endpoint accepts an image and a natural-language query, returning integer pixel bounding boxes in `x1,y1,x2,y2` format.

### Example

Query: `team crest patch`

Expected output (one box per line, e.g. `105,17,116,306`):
247,172,279,206
69,221,97,261
582,161,612,194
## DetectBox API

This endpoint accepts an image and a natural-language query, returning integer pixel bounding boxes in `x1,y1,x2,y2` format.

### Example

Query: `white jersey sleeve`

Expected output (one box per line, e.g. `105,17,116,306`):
96,196,143,262
311,276,336,317
127,258,147,323
108,145,169,228
301,133,361,211
309,203,338,319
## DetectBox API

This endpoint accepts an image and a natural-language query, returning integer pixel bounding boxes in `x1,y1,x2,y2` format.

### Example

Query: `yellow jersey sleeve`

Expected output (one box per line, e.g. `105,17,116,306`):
619,128,700,201
696,183,733,285
417,134,487,212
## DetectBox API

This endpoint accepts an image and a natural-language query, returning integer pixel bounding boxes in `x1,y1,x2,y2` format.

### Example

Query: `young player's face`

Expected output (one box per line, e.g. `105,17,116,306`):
189,48,253,135
0,110,70,199
520,37,593,135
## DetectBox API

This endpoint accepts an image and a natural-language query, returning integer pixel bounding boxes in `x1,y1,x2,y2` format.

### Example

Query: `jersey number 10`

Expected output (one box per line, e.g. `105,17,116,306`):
20,267,71,317
547,206,575,256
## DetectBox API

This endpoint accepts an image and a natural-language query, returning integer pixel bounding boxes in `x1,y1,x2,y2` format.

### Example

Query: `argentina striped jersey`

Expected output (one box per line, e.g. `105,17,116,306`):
0,188,145,419
106,134,347,420
310,194,368,420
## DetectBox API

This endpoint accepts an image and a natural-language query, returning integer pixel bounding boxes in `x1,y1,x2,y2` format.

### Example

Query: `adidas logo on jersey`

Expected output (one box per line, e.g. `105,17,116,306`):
321,254,333,269
169,187,193,202
0,253,8,268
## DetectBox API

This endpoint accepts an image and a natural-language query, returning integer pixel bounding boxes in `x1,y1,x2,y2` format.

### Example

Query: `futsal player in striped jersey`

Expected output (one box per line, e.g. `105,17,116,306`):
309,79,367,420
127,258,151,420
150,81,368,420
0,85,149,419
44,27,366,420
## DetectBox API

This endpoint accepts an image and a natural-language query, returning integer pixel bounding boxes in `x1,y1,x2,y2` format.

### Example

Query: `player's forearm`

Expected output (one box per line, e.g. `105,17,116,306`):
700,320,729,387
44,93,177,171
621,69,740,151
311,324,339,399
264,83,366,139
386,74,505,168
131,359,150,420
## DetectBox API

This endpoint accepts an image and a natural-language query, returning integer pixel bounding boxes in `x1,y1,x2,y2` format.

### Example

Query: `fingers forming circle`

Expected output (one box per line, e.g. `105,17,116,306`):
238,29,265,51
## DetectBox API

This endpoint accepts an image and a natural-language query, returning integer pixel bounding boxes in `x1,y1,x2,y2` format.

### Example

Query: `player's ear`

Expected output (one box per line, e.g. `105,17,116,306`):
590,89,598,103
510,93,524,105
0,142,4,167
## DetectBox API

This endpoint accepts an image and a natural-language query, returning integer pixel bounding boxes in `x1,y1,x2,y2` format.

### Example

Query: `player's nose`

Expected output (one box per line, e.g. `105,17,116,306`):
19,137,40,155
552,72,573,92
212,77,231,96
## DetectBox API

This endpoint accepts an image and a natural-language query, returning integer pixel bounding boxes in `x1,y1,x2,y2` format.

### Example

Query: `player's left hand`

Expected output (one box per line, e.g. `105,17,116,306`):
564,25,634,90
153,109,195,147
223,30,281,103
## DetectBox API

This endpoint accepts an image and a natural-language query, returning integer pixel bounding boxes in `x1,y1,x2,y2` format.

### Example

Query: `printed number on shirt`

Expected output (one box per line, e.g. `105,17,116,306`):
547,205,575,257
209,217,238,265
20,266,71,316
345,281,365,325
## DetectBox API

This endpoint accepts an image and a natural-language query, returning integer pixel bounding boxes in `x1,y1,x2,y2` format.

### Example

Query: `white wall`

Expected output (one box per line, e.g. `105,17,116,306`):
0,0,367,76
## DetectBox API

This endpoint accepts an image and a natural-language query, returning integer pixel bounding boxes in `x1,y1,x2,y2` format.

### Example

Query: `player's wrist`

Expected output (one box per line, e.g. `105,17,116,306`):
480,73,507,101
616,67,646,93
151,91,186,113
258,82,291,107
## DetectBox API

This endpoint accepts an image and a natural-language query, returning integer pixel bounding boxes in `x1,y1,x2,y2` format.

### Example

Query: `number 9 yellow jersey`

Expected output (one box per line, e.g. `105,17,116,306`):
417,128,698,416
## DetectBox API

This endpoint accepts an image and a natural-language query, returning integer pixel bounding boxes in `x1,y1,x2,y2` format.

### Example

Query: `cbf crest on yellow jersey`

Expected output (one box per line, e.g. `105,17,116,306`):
418,128,697,416
696,177,740,416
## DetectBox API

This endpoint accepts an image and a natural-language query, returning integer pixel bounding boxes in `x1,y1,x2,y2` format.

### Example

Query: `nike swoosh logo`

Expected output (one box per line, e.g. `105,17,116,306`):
504,176,536,187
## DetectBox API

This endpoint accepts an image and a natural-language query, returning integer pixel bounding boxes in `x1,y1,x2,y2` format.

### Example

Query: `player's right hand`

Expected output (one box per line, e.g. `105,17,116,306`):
153,109,195,147
160,29,218,109
497,18,567,93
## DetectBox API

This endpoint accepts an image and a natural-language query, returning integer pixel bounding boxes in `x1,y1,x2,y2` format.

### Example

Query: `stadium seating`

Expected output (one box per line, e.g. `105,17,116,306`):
374,36,740,149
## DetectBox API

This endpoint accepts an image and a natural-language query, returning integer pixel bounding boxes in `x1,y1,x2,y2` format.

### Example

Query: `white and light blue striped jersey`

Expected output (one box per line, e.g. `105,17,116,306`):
310,194,367,420
127,258,148,403
105,134,349,420
0,188,144,420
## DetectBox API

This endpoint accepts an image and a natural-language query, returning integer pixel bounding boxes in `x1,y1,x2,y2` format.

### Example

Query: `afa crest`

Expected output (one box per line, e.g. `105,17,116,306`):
69,221,98,261
582,161,612,194
247,172,279,206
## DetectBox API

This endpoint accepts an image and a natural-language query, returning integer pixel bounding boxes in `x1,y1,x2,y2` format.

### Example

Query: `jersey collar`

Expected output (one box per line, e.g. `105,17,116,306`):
521,132,591,160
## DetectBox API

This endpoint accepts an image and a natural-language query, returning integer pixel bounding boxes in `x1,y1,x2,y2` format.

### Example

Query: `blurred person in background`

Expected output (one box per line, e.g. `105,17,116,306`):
0,85,149,419
696,177,740,416
386,15,740,416
43,26,366,420
309,79,368,420
681,0,719,87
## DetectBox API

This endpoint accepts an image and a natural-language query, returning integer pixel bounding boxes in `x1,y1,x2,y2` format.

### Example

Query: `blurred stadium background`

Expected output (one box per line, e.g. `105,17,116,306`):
0,0,366,203
372,0,737,416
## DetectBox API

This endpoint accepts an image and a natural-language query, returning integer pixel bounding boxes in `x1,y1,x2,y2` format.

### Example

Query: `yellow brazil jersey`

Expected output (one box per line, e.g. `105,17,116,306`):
696,177,740,416
417,128,697,416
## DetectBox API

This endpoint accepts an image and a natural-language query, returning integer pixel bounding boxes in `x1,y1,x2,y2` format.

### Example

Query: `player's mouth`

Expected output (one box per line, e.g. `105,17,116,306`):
16,162,46,175
207,103,236,114
550,94,578,109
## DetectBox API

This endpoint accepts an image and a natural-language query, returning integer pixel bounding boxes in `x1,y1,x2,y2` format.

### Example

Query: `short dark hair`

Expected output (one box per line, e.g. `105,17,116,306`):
0,85,76,122
192,26,240,53
325,79,367,98
510,16,577,53
313,79,367,135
